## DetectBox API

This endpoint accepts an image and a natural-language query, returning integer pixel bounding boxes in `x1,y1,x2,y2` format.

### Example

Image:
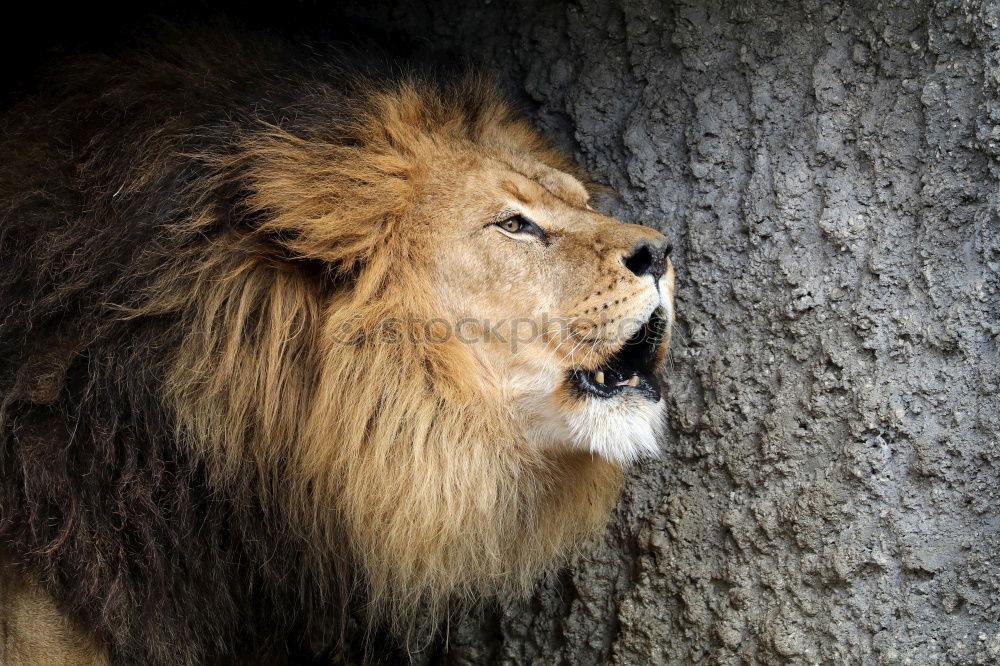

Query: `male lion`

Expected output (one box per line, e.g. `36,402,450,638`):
0,26,675,665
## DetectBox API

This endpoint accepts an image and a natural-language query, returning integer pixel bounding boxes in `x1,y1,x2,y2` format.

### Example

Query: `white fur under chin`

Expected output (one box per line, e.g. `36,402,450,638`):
564,393,665,465
520,388,665,466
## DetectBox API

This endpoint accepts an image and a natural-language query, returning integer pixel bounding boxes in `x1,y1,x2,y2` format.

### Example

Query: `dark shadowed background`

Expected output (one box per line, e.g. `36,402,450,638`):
4,1,998,663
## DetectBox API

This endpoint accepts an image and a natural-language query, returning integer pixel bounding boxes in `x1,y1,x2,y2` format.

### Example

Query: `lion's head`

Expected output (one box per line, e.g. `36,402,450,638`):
144,77,675,623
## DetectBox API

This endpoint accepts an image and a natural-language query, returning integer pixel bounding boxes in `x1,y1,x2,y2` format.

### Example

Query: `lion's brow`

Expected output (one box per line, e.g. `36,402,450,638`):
501,171,585,210
499,179,532,205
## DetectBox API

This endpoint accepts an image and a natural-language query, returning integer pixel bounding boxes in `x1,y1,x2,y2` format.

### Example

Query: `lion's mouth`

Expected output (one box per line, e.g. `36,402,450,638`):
569,308,667,402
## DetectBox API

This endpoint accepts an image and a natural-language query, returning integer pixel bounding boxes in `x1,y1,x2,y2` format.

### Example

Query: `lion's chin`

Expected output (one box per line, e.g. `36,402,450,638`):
521,384,666,467
567,306,668,464
565,391,665,465
519,307,669,466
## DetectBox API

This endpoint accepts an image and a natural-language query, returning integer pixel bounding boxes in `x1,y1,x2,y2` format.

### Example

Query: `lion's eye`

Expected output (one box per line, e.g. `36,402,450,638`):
491,213,549,244
500,216,526,233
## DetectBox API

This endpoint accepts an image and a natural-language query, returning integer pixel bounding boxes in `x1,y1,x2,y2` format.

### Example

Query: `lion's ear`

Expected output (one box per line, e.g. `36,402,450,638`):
231,128,417,273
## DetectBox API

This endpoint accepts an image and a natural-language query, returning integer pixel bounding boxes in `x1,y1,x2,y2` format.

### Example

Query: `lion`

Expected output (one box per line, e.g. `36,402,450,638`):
0,26,675,665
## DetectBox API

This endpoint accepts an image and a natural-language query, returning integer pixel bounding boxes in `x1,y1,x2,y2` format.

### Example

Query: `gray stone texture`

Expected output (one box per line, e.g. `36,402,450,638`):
351,1,1000,663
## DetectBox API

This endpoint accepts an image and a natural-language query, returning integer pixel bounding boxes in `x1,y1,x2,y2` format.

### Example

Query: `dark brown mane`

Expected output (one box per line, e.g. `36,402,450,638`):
0,28,425,664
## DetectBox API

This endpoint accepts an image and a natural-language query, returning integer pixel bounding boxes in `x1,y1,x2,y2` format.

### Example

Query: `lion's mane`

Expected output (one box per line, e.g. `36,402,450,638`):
0,28,621,664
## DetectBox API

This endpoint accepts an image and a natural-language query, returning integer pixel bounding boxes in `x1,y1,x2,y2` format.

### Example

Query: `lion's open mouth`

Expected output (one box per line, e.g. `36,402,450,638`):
569,308,667,402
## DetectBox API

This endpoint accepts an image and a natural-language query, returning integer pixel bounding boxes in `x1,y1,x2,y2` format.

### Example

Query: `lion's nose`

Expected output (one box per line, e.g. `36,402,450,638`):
623,239,672,282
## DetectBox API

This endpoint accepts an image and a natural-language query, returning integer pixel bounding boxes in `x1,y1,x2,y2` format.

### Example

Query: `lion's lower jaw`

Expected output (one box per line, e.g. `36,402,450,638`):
568,396,665,465
522,395,665,466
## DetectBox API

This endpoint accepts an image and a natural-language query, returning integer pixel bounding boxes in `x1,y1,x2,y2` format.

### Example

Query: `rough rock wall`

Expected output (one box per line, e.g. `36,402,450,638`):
349,1,1000,663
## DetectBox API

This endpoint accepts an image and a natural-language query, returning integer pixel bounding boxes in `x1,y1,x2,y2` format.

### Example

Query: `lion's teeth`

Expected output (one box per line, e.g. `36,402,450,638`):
627,375,640,387
595,371,605,384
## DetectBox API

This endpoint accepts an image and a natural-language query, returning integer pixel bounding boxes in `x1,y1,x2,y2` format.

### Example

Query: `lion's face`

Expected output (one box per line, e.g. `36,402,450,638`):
417,151,675,464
